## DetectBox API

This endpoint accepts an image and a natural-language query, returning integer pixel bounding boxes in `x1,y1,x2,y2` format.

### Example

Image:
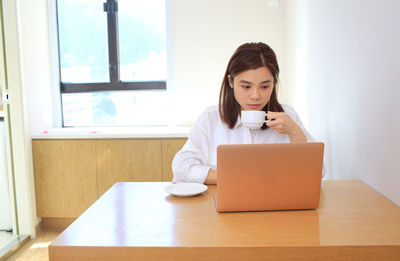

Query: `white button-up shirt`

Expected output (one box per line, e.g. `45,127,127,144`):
172,104,315,183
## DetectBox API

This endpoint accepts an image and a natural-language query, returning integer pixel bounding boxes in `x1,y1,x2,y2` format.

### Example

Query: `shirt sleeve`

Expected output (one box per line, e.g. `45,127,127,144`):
284,105,315,142
172,110,213,183
284,105,326,178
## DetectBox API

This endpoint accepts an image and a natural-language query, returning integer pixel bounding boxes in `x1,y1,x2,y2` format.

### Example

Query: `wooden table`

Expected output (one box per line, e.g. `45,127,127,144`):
49,180,400,260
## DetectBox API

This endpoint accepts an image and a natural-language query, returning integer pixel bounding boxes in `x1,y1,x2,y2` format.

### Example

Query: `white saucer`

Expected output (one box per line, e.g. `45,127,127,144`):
165,183,208,197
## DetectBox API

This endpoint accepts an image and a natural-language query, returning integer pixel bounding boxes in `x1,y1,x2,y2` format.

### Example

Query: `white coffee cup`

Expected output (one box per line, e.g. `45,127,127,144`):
241,110,268,129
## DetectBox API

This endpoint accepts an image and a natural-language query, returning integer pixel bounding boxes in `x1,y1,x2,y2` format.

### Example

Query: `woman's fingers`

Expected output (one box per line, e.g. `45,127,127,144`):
266,111,282,120
266,111,295,134
266,118,280,127
266,111,307,142
266,120,285,133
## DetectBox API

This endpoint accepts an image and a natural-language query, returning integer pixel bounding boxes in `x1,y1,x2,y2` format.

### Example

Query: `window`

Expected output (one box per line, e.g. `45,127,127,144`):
56,0,168,126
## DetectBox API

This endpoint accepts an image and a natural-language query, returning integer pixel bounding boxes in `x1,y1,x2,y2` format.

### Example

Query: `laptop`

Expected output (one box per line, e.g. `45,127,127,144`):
215,142,324,212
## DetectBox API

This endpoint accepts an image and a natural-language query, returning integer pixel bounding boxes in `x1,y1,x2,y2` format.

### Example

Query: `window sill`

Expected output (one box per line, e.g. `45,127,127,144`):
31,126,190,139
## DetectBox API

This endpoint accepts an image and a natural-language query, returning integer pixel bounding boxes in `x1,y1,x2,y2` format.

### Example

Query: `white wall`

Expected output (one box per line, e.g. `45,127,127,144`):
18,0,57,132
287,0,400,205
7,0,57,135
170,0,288,125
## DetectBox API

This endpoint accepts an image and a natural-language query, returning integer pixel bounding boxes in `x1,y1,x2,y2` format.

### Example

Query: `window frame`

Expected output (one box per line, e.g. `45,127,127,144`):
56,0,167,94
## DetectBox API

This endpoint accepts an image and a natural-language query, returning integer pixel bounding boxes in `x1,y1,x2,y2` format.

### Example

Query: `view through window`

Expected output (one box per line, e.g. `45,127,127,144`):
57,0,167,126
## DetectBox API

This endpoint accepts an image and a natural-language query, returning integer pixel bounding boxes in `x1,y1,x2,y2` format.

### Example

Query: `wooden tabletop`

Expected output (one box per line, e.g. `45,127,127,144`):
49,180,400,261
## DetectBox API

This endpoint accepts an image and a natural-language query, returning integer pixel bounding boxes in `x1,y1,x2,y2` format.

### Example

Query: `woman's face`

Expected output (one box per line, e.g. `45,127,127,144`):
229,66,274,111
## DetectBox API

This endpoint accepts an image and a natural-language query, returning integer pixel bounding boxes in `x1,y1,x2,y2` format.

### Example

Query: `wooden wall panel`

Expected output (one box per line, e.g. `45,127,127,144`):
32,140,97,217
96,139,162,196
161,138,187,181
40,218,76,231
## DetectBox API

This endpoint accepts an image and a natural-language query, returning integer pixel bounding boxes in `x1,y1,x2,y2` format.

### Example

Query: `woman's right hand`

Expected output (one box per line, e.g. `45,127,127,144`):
266,111,307,143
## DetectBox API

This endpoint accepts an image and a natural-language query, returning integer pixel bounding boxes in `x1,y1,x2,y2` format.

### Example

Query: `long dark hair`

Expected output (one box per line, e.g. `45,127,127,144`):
218,42,283,129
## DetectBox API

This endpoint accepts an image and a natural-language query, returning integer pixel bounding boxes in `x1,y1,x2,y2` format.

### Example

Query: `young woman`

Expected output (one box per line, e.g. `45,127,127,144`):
172,42,314,184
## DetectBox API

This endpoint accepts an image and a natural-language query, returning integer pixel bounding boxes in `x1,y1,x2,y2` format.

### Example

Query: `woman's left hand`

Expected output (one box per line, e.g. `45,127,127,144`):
266,111,307,143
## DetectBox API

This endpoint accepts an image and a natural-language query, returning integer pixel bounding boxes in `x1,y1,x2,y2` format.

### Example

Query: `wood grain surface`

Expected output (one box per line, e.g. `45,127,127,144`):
161,138,186,181
32,140,97,217
49,180,400,261
95,139,162,196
